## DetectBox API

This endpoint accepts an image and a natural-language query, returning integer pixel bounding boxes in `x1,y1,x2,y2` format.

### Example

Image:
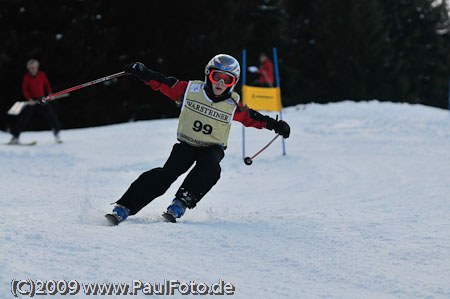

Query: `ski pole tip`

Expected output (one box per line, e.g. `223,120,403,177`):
244,157,253,166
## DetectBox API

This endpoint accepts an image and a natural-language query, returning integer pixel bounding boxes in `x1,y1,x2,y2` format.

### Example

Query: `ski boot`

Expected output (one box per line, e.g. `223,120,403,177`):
8,136,19,145
54,130,63,144
162,198,187,223
105,204,130,225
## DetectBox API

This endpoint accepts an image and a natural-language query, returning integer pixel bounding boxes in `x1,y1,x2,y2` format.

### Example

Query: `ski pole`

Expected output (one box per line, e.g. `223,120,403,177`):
41,71,126,103
244,134,280,166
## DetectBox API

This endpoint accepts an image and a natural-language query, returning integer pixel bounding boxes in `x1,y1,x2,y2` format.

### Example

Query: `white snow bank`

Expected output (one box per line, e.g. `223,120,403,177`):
1,101,450,298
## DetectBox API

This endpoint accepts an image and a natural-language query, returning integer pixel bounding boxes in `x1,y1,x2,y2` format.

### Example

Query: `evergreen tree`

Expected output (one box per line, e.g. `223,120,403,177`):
282,0,397,104
378,0,450,108
1,0,449,131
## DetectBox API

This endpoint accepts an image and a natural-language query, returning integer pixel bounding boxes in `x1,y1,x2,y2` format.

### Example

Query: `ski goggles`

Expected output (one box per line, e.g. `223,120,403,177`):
209,70,236,87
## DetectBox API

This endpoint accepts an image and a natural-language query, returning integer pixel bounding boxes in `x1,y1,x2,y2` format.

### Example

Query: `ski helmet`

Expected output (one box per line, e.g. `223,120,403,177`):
204,54,241,97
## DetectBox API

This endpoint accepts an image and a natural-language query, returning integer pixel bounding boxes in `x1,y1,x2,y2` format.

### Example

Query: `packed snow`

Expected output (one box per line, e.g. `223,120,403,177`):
1,101,450,298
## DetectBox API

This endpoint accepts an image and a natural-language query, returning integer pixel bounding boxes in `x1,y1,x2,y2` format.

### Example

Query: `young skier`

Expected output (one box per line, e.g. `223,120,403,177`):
105,54,290,224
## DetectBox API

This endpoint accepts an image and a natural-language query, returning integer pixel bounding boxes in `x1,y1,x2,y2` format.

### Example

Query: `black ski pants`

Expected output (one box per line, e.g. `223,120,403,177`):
117,142,225,215
11,103,61,137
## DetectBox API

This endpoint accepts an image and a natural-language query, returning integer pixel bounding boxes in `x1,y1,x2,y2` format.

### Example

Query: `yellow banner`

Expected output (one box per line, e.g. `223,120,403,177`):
242,85,282,111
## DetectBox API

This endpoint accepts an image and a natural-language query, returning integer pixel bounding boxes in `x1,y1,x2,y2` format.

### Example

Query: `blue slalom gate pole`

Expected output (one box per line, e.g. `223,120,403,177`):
242,49,247,160
273,47,286,156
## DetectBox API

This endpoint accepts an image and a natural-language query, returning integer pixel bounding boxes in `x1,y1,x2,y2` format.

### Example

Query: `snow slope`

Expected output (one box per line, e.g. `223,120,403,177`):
1,101,450,298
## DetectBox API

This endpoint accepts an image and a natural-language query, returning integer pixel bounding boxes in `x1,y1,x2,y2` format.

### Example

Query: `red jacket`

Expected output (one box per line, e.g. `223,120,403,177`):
146,79,267,129
259,58,274,85
22,71,52,100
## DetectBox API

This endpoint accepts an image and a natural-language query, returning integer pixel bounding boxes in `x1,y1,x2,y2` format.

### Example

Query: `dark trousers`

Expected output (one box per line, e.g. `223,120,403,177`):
11,103,61,137
117,142,225,215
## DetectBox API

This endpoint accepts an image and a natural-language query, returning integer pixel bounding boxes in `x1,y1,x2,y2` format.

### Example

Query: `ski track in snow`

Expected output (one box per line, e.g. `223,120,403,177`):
1,101,450,298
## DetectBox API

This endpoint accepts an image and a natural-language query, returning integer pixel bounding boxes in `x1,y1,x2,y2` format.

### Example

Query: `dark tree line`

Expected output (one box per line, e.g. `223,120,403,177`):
1,0,449,131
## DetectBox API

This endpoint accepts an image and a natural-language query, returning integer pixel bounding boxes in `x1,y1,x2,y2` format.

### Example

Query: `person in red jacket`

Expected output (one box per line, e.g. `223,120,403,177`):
259,52,274,86
105,54,290,225
9,59,62,144
249,52,275,87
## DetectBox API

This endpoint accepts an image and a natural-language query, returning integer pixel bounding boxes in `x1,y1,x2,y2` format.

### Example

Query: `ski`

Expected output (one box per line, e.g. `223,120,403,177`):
105,212,177,225
162,212,177,223
105,213,120,225
3,141,37,146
